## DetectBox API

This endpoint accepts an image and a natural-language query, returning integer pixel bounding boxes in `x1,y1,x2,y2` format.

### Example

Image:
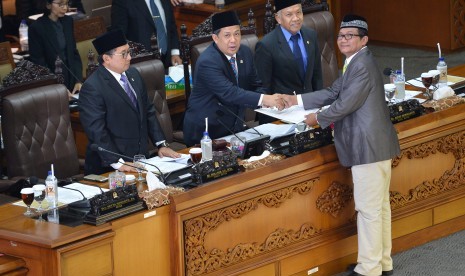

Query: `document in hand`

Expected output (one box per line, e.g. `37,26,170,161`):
255,105,320,124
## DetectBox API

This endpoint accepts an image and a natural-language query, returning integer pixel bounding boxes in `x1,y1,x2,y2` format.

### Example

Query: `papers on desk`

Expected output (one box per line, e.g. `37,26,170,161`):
144,154,190,174
255,105,320,124
220,123,297,142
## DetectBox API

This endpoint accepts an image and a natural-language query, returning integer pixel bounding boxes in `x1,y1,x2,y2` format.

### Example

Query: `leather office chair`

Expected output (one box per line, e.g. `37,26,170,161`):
302,11,338,87
180,12,259,126
130,59,186,152
1,84,80,180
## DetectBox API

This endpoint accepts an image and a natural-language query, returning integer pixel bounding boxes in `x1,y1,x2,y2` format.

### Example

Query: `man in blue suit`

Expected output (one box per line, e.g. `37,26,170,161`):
79,29,180,174
183,11,284,147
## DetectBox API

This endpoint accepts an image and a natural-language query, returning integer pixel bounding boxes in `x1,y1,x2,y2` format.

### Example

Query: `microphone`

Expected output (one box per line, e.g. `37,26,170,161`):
90,144,166,183
55,56,82,89
215,111,246,144
61,186,91,209
383,67,393,76
215,111,270,159
217,102,263,136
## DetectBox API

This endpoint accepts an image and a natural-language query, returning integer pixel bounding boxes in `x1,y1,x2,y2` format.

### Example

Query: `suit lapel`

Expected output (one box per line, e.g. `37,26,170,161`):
301,29,314,86
101,67,140,116
213,43,237,85
135,0,156,31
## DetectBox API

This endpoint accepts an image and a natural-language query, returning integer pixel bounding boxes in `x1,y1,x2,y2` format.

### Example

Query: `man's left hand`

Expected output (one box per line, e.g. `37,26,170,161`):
158,146,181,158
304,113,318,126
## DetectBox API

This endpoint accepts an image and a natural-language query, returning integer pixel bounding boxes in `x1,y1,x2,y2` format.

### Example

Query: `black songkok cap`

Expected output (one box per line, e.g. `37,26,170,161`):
340,14,368,31
274,0,302,12
92,29,127,55
212,11,241,33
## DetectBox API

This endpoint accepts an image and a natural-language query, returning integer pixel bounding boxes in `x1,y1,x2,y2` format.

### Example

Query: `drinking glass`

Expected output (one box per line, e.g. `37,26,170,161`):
33,184,46,221
189,147,202,164
384,83,396,104
421,72,433,100
428,70,440,89
21,188,34,216
133,154,146,182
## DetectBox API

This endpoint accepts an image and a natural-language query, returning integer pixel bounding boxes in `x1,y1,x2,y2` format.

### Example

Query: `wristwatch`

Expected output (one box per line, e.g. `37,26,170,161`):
157,141,169,149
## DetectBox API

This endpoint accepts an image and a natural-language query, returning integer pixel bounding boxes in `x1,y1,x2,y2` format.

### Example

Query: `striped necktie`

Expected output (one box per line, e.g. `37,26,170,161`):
229,56,238,80
120,74,138,108
149,0,167,55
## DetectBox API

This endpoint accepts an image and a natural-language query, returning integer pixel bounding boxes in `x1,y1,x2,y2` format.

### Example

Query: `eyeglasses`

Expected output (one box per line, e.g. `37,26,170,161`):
337,34,362,40
111,49,133,59
52,1,69,8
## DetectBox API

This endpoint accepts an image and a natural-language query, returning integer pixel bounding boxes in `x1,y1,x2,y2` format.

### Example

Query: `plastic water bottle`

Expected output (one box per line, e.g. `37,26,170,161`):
45,171,58,208
215,0,225,9
437,57,448,87
394,70,405,100
18,19,29,52
200,131,213,161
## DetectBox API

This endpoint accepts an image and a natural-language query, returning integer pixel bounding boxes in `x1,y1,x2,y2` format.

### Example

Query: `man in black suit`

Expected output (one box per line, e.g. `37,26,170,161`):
79,29,180,175
255,0,323,95
111,0,182,68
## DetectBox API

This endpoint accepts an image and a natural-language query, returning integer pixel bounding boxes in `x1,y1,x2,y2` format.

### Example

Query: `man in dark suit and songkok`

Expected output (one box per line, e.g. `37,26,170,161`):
281,15,400,276
182,11,285,147
79,29,180,175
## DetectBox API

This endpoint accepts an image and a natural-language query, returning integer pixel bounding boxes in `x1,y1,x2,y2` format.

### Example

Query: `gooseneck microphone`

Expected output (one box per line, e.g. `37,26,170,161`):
61,186,91,208
217,102,263,136
215,110,245,143
90,144,166,183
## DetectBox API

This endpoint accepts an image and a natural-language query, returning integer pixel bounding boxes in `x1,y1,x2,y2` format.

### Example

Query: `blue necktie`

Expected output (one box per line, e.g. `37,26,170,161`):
149,0,167,55
290,34,305,80
120,74,138,108
229,57,238,80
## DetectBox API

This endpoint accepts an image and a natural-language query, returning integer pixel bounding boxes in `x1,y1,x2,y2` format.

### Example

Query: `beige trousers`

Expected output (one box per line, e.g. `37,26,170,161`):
352,159,393,276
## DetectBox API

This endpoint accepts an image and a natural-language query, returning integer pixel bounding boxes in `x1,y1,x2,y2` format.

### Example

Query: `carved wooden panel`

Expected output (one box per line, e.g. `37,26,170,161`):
316,181,353,218
451,0,465,49
390,130,465,209
183,178,320,275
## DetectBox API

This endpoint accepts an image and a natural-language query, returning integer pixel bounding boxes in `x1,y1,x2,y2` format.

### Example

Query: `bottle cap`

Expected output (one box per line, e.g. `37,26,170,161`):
47,171,52,176
439,57,445,61
395,70,401,74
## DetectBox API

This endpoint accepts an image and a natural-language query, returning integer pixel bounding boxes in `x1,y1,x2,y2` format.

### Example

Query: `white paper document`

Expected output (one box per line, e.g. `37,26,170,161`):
144,154,190,174
255,105,320,124
219,123,297,142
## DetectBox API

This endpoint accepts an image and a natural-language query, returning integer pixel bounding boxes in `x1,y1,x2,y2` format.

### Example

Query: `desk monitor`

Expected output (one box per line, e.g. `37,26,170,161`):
241,135,270,159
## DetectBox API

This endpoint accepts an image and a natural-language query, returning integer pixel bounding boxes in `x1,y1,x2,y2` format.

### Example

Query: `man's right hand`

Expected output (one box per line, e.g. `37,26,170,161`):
262,94,285,110
280,94,298,108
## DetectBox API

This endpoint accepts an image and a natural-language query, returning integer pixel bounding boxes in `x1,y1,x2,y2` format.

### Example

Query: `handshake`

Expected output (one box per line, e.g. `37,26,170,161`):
262,94,299,110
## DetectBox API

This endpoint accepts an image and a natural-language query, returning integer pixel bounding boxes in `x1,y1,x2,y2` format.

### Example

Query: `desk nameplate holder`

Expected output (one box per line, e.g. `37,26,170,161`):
389,99,424,124
84,184,144,226
191,150,239,185
269,127,333,156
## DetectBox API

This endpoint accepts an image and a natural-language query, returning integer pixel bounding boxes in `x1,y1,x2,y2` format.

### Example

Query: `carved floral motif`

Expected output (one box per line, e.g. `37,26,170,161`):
184,178,320,275
316,181,353,217
452,0,465,49
390,130,465,209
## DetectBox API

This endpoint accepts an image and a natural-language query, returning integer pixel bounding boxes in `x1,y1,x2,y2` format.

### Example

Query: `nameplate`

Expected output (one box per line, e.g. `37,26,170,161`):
288,127,333,155
389,99,424,124
84,185,144,225
191,150,239,184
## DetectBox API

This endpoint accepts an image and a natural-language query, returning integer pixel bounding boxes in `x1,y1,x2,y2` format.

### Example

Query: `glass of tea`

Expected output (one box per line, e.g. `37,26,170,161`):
421,72,434,100
21,188,34,216
189,147,202,164
33,184,46,221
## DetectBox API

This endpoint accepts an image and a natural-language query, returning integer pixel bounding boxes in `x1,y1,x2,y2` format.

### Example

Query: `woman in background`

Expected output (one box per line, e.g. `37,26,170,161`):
28,0,82,94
